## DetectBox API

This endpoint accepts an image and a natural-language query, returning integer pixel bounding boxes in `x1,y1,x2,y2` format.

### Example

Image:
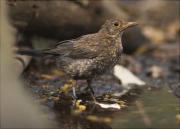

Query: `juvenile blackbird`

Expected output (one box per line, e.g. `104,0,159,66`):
17,19,138,98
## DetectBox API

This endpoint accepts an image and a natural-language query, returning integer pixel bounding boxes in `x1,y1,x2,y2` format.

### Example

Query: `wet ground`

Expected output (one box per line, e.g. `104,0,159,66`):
21,43,179,129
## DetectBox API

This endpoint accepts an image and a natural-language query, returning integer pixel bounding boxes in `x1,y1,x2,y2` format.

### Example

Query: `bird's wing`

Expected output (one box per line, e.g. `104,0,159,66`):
42,34,99,59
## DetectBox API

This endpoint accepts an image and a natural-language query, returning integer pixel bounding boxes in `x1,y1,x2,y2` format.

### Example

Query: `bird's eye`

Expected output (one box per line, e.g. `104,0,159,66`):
114,22,119,26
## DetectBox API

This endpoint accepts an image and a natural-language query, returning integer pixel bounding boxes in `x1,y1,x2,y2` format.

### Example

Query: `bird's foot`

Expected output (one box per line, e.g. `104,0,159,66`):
91,94,98,104
72,96,77,107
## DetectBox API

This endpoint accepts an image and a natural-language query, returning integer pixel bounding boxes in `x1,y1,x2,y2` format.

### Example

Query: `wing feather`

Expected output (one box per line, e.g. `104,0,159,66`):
42,34,99,59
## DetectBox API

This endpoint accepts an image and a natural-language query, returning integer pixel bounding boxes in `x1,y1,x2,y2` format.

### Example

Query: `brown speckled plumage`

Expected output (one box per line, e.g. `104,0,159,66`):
54,34,122,80
16,19,138,98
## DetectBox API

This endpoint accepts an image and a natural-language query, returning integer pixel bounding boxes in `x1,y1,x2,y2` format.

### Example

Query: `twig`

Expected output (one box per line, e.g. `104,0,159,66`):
136,101,153,129
14,53,32,75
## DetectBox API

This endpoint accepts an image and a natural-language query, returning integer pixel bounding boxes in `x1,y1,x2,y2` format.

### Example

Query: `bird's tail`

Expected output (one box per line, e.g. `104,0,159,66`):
15,49,46,57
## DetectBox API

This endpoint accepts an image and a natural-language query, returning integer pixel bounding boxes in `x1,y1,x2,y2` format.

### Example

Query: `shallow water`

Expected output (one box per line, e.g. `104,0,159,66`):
111,87,179,128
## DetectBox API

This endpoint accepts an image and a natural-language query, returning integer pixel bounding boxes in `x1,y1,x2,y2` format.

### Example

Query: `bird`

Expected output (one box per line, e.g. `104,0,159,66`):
16,19,138,99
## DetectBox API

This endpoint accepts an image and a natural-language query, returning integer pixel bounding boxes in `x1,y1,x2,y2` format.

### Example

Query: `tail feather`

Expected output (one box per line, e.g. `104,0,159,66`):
15,49,46,57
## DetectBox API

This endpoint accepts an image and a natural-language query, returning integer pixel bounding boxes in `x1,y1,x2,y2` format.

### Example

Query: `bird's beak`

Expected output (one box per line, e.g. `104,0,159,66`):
127,22,139,27
123,22,139,30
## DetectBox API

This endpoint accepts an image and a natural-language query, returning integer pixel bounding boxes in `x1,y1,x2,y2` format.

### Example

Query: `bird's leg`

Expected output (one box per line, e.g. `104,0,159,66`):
87,79,95,95
71,79,77,107
72,79,77,99
87,79,97,103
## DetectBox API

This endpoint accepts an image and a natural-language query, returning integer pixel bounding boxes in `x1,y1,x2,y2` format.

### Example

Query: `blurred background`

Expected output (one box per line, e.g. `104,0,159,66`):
1,0,179,128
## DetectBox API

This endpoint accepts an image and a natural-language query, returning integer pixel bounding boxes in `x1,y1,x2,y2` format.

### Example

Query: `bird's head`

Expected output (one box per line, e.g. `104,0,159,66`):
99,19,138,38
